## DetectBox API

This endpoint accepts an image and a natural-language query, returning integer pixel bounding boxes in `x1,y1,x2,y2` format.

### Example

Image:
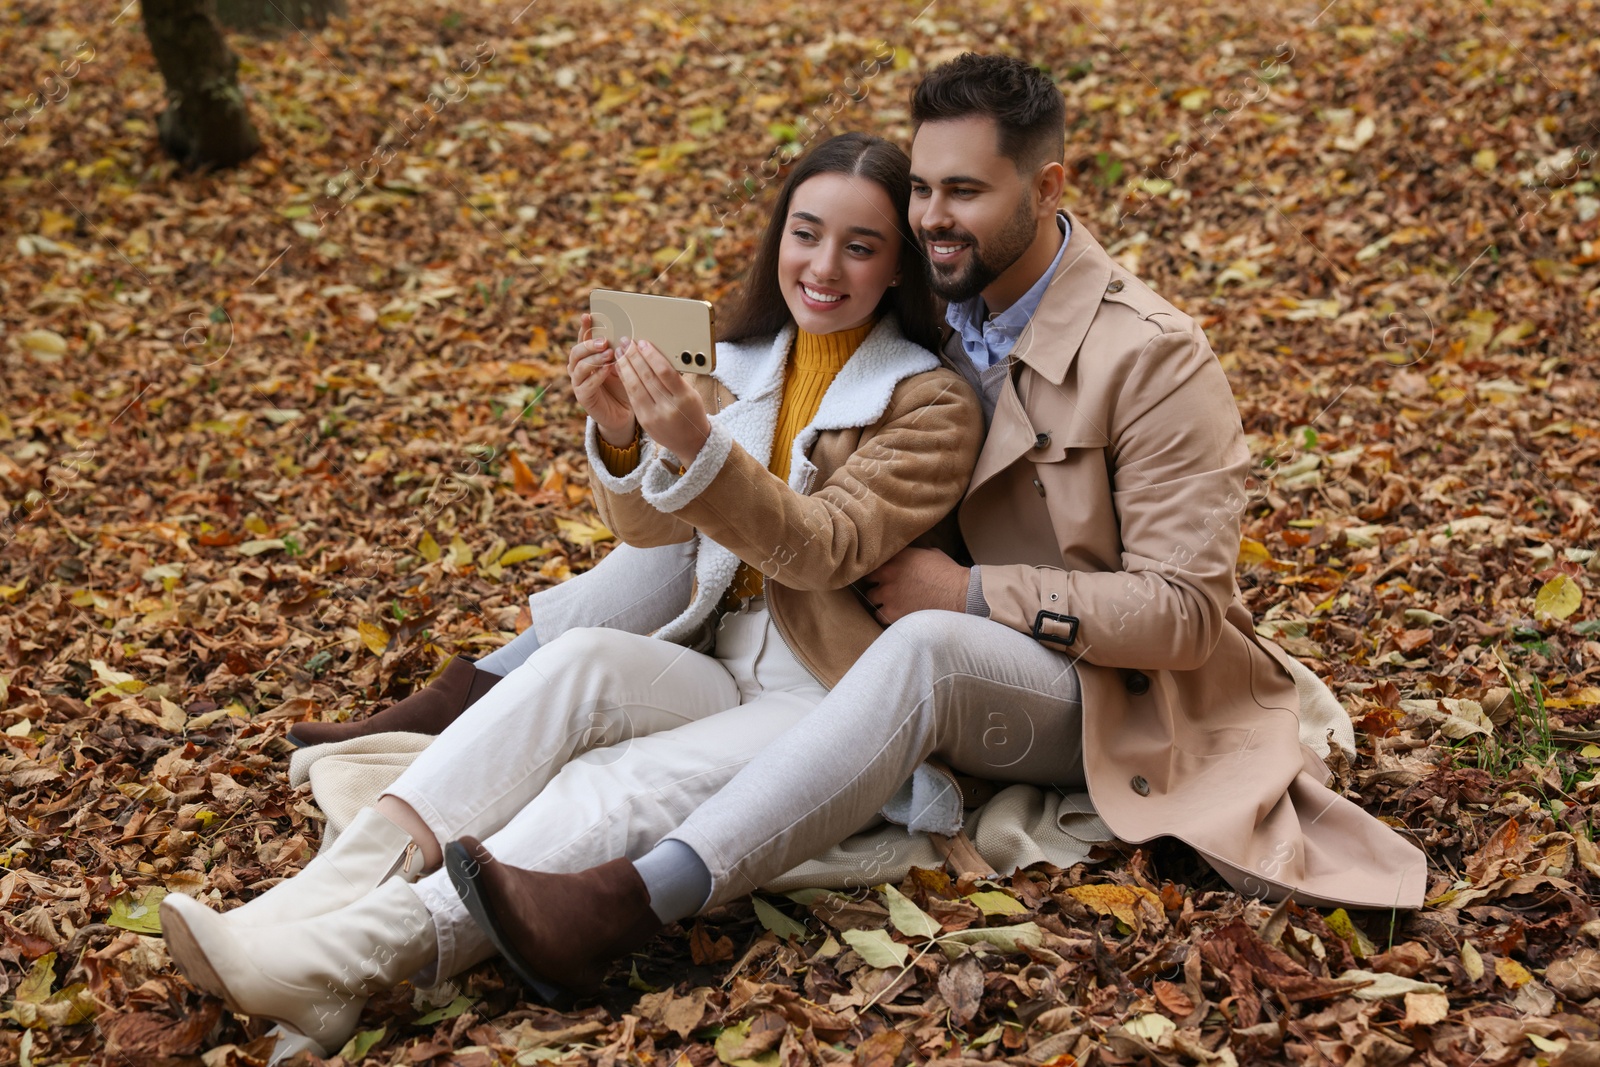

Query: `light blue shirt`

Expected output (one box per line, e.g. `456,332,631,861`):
946,214,1071,371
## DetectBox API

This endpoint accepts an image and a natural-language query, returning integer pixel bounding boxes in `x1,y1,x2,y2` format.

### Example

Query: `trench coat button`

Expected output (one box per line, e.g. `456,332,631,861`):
1034,432,1051,450
1033,478,1046,497
1125,670,1150,695
1106,279,1125,294
1130,774,1150,796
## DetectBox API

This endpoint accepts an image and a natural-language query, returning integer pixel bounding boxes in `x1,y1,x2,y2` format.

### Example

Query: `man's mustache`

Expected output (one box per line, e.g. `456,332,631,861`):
917,227,978,249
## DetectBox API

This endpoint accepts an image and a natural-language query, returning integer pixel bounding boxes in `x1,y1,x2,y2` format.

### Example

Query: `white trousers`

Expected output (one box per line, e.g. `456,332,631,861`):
386,605,826,977
670,610,1086,906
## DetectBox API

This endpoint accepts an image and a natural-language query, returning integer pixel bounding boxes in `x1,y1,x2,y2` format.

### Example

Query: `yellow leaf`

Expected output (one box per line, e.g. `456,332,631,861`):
1581,744,1600,758
417,531,441,563
1472,149,1498,173
1461,939,1484,980
236,538,286,556
187,704,249,729
1324,908,1378,958
157,696,187,733
478,537,508,568
1534,575,1582,620
91,660,146,695
555,517,615,548
499,544,552,566
1546,687,1600,710
358,620,391,656
595,84,638,113
1494,957,1532,988
1065,884,1163,929
966,890,1028,916
1178,88,1210,111
38,208,75,237
15,329,67,358
1238,537,1275,568
0,580,27,602
1215,258,1261,287
449,536,473,567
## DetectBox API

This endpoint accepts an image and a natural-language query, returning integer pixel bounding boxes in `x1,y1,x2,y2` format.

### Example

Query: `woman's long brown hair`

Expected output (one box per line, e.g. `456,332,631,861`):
717,132,940,354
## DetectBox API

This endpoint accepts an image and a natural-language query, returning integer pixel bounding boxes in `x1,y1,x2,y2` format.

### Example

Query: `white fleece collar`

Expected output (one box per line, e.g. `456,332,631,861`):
647,314,941,647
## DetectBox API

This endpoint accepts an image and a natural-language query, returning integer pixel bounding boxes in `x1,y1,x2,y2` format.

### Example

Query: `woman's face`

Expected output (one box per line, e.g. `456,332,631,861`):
777,172,902,336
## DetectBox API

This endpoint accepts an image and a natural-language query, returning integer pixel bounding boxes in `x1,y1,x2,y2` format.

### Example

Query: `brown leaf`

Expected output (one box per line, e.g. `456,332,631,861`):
507,449,541,495
1400,991,1450,1028
1554,1042,1600,1067
1347,1031,1414,1067
1152,979,1195,1017
1394,628,1434,653
688,922,734,965
936,953,984,1028
2,916,56,960
1465,818,1535,884
101,1002,221,1057
853,1029,905,1067
1546,949,1600,1000
1368,941,1432,978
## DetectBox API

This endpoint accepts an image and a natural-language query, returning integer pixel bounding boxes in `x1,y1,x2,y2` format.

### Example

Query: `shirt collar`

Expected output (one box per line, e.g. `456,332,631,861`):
946,213,1072,370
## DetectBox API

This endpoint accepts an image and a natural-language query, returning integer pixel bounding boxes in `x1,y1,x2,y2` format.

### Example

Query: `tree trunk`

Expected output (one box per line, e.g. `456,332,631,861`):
214,0,346,34
141,0,262,170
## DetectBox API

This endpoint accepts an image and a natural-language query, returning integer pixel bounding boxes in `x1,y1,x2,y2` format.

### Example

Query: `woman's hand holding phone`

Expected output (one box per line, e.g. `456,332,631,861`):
570,313,638,446
616,338,712,463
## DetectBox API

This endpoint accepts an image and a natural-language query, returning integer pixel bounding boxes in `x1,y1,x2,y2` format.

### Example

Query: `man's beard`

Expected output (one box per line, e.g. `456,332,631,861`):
919,192,1037,304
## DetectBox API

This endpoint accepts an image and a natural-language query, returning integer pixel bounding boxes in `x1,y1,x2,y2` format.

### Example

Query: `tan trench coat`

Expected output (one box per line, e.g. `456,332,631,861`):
962,213,1427,908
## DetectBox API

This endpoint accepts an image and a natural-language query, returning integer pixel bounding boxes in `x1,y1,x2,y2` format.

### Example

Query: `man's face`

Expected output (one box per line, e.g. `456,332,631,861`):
908,116,1039,303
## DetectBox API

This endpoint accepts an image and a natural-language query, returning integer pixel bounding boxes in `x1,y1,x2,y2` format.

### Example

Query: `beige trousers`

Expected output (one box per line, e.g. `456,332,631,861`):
387,604,826,977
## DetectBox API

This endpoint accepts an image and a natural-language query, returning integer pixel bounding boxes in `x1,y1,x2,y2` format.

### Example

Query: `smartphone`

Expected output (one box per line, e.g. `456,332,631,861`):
588,289,717,375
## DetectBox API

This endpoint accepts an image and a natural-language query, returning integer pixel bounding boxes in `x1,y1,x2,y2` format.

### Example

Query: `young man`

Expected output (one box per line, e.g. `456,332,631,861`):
453,54,1427,994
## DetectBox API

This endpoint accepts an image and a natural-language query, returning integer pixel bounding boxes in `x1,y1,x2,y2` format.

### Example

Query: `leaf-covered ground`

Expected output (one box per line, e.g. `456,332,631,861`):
4,0,1600,1063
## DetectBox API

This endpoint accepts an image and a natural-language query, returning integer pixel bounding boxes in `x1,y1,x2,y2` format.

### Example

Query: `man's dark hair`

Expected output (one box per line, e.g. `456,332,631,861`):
910,53,1065,171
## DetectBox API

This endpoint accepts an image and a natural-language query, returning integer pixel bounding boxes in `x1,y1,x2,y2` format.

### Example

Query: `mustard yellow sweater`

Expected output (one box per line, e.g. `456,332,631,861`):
597,319,874,603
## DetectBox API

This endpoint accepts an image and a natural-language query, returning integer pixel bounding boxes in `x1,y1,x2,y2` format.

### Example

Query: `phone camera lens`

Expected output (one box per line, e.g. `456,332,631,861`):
694,353,706,366
680,351,692,365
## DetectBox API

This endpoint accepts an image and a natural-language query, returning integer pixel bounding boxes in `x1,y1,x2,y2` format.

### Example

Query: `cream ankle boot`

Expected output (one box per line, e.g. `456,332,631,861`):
224,807,424,927
162,878,436,1054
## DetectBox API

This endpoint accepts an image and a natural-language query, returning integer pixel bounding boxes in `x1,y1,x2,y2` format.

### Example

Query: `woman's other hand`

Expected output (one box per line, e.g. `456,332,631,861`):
616,339,712,462
569,313,637,446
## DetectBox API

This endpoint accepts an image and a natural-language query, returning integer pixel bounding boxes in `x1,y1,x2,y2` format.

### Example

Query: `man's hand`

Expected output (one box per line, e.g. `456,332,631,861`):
862,547,970,624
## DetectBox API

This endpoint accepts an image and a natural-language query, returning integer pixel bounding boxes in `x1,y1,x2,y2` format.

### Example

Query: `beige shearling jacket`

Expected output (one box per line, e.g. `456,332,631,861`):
587,314,982,688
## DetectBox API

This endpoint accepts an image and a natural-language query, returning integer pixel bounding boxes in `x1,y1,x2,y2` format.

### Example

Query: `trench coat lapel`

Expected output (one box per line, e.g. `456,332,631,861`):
1007,212,1112,387
964,367,1035,500
961,213,1114,504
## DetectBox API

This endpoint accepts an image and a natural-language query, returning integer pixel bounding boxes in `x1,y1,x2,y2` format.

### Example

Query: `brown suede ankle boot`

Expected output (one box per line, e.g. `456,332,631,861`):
445,838,662,1001
287,657,501,747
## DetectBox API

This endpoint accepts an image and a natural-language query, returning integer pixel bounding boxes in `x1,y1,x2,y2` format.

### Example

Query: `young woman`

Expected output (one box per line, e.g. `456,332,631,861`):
160,132,983,1054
